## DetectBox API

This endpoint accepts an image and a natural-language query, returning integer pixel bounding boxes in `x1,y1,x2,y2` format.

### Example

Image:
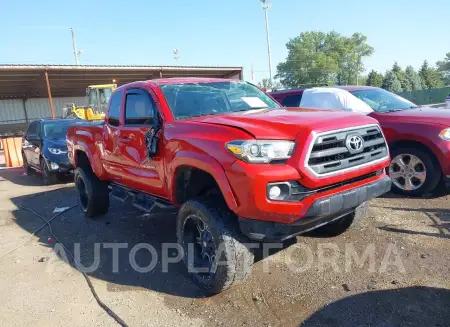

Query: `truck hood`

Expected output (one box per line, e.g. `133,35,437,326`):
188,108,377,139
377,107,450,125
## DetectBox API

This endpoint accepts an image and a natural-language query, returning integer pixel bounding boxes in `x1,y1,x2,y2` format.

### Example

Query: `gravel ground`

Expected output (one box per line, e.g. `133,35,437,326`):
0,168,449,327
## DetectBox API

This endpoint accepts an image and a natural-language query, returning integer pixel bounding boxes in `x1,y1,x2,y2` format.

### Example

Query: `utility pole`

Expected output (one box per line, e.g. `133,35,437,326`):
261,0,273,87
71,28,80,65
173,49,180,63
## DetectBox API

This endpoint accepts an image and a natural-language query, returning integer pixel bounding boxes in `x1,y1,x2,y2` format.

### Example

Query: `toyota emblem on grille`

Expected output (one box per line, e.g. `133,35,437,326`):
346,134,364,154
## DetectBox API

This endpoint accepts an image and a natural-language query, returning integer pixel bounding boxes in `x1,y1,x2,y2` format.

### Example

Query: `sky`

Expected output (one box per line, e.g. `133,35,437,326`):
1,0,449,82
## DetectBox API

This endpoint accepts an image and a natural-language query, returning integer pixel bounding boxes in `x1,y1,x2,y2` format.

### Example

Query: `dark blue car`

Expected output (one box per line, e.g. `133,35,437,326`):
22,119,79,184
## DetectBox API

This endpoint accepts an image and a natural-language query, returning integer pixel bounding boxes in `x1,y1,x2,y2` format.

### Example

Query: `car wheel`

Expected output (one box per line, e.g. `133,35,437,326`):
74,167,109,218
40,159,57,185
388,147,441,196
22,152,34,175
315,202,368,236
176,197,255,294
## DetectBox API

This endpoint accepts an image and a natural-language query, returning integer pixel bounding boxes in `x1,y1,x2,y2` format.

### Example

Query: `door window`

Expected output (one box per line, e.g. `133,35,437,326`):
124,91,156,125
108,91,122,126
26,121,39,138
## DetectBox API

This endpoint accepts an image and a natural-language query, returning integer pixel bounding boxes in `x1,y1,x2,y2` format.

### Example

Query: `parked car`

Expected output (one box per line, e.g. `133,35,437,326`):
271,86,450,196
22,119,78,184
67,78,391,293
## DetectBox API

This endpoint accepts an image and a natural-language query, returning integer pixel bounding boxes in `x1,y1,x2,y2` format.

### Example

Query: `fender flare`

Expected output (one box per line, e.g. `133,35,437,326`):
72,142,106,179
167,151,238,210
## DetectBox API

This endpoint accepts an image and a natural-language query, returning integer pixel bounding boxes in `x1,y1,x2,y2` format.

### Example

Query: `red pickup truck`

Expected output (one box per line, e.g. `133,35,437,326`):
67,78,391,293
271,86,450,196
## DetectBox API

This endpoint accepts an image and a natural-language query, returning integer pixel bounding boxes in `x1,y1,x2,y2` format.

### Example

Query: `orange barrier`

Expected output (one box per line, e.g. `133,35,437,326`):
1,137,23,168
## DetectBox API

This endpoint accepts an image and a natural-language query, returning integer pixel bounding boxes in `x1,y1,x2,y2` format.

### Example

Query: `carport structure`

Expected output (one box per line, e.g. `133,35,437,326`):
0,64,244,135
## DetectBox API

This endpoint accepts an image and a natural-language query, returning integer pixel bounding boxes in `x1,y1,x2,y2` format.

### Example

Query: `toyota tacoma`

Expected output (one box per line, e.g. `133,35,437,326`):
67,78,391,293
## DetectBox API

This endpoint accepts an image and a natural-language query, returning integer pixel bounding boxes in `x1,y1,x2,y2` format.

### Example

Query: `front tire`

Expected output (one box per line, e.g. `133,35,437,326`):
74,167,109,218
40,159,57,185
176,198,255,294
388,147,441,196
315,202,368,237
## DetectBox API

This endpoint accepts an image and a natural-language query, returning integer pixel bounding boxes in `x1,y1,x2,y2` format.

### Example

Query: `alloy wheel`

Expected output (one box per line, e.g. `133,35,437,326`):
389,154,426,191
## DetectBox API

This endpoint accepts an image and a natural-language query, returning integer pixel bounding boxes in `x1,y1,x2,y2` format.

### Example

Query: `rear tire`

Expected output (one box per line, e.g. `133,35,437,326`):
176,197,255,294
74,167,109,218
315,202,368,237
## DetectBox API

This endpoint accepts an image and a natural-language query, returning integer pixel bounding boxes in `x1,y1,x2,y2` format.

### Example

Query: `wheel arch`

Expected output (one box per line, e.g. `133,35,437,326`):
389,139,441,171
168,152,238,210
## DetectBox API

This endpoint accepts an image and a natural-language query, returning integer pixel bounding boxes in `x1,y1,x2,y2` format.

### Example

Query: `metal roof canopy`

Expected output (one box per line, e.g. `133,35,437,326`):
0,64,244,99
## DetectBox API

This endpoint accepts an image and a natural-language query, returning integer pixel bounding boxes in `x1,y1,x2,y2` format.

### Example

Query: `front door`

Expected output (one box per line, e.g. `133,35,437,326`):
22,121,41,168
118,88,166,198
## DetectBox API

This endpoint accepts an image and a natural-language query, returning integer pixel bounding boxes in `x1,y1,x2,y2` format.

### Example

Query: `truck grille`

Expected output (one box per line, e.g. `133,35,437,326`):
306,125,388,176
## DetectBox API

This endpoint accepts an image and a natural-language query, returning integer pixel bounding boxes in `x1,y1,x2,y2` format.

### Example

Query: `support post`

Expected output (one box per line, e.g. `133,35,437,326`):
22,98,29,125
44,71,55,119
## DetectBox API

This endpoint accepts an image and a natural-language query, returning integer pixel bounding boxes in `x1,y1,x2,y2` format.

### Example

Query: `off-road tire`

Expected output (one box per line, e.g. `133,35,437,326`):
315,201,369,237
74,166,109,218
176,198,255,294
389,147,441,196
40,159,57,185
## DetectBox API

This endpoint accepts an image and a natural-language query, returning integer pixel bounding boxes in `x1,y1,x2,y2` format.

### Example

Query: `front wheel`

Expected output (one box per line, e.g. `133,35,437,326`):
40,159,57,185
388,147,441,196
176,198,255,294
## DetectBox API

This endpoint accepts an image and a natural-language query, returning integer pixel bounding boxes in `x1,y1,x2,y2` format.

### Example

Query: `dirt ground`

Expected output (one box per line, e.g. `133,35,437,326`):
0,168,449,327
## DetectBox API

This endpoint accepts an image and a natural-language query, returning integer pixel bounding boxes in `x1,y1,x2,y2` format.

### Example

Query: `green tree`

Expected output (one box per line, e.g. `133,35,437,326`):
436,52,450,85
366,70,383,87
258,78,282,91
392,62,411,91
382,71,403,93
405,65,423,91
419,60,444,89
275,31,374,87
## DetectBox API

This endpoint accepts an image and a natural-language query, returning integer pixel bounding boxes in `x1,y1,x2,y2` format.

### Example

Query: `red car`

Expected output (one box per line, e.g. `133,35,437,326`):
67,78,390,293
271,86,450,196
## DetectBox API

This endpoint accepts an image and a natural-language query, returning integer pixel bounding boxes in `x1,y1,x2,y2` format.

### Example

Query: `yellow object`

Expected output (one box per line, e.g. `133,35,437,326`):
226,144,243,154
63,84,117,121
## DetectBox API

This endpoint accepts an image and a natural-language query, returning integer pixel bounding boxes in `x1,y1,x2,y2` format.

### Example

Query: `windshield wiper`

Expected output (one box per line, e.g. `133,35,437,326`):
233,107,269,113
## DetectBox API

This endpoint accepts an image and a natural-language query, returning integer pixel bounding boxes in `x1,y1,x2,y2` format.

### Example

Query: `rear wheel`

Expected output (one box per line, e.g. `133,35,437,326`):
74,167,109,218
176,197,254,294
388,147,441,196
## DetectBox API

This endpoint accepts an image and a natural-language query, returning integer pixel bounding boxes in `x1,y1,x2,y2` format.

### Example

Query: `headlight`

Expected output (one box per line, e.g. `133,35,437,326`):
48,147,68,155
226,140,295,163
439,128,450,141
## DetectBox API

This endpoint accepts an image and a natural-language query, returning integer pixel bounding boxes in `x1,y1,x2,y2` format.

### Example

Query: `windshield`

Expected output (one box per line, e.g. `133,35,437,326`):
43,122,71,139
160,81,279,119
351,88,418,113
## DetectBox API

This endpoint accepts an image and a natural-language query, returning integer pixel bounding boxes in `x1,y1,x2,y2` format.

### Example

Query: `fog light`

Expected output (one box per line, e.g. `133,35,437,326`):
50,162,59,170
268,185,281,199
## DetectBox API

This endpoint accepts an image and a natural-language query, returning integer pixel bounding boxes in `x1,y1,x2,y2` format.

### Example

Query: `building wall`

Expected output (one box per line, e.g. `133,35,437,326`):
0,97,86,125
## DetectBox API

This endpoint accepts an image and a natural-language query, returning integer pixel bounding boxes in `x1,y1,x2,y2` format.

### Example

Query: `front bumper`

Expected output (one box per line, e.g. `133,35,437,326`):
43,157,73,173
238,175,391,241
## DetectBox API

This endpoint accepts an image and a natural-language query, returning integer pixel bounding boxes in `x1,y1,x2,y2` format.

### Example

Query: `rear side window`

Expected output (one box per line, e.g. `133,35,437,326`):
124,91,155,125
108,91,122,126
282,94,302,107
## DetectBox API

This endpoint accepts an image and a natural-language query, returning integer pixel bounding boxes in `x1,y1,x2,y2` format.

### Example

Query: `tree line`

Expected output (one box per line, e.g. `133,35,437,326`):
272,31,450,92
